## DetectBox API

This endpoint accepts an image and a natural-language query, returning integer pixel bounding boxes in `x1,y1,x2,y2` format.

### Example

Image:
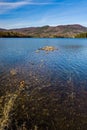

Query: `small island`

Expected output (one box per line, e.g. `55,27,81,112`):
39,46,58,51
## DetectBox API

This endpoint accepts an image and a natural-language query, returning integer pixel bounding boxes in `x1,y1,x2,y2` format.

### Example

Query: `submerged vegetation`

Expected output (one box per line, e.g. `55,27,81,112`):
0,81,25,130
0,63,87,130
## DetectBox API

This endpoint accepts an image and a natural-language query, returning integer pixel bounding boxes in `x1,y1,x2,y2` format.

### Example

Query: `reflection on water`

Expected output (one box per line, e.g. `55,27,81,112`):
0,38,87,130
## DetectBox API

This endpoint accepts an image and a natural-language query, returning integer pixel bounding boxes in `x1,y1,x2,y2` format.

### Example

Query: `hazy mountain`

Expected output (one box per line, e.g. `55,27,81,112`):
0,28,6,31
0,24,87,38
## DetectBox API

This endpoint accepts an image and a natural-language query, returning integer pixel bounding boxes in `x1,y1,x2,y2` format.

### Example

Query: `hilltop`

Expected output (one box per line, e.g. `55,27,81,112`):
0,24,87,38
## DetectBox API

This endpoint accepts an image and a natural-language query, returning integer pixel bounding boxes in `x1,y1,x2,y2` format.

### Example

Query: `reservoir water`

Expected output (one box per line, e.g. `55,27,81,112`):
0,38,87,130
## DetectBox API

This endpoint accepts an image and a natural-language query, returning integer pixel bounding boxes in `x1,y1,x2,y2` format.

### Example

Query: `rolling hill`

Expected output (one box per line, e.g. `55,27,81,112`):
0,24,87,38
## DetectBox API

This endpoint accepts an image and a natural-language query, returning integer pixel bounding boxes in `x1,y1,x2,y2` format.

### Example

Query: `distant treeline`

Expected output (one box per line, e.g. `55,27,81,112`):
75,32,87,38
1,30,87,38
0,31,32,38
0,31,68,38
0,31,70,38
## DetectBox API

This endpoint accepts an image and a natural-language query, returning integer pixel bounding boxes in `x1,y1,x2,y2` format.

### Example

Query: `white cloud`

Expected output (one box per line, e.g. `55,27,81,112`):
1,1,31,7
0,0,65,14
0,0,30,14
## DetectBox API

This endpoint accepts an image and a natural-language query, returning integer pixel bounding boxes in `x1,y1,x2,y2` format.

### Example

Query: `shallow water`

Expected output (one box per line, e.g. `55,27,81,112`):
0,38,87,130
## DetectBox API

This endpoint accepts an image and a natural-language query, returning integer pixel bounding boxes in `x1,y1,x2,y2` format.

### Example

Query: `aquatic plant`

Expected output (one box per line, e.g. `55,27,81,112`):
0,81,25,130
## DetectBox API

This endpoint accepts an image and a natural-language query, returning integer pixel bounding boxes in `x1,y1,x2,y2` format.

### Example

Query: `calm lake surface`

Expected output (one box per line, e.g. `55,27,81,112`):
0,38,87,130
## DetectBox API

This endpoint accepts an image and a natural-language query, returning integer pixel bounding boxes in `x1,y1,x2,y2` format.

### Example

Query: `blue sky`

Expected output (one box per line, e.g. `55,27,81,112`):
0,0,87,29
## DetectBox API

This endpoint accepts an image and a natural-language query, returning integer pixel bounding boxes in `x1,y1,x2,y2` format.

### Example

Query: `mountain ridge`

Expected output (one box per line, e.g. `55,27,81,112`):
0,24,87,38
